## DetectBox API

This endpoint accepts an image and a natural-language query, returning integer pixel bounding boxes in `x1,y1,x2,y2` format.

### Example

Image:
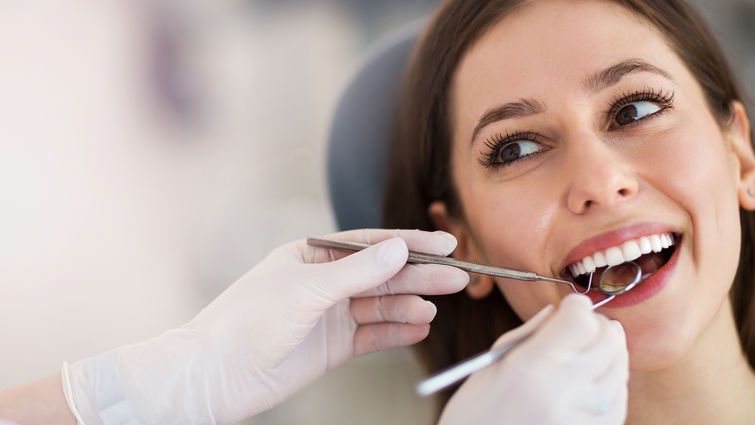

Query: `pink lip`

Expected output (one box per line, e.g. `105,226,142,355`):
559,222,678,272
587,234,681,308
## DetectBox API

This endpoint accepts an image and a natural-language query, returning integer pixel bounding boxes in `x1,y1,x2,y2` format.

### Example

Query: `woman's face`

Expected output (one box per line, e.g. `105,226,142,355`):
437,0,753,370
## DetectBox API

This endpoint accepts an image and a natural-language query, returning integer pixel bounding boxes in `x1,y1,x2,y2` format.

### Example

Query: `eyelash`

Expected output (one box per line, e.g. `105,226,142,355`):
606,88,675,128
479,88,676,169
479,130,543,169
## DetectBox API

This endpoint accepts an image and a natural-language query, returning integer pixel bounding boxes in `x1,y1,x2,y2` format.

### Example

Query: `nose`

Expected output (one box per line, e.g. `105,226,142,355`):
564,132,639,214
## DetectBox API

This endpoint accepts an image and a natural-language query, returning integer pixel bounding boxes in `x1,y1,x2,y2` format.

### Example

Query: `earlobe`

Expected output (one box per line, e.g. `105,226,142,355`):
464,274,495,299
727,101,755,210
428,201,495,299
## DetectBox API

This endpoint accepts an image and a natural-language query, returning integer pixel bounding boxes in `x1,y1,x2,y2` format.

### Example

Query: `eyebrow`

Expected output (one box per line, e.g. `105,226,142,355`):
584,58,673,91
470,98,545,144
469,58,673,144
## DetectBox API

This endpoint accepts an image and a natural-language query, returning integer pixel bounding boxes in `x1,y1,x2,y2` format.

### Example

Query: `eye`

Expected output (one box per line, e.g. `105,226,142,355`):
480,131,545,169
607,89,675,130
498,140,542,163
613,101,662,126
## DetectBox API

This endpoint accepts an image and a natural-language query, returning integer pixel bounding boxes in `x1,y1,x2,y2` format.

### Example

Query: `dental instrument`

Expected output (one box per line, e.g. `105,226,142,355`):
307,237,603,294
305,236,645,396
306,237,643,299
415,263,645,396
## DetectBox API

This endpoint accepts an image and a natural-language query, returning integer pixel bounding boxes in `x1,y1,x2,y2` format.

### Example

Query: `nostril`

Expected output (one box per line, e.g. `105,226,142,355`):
618,188,630,196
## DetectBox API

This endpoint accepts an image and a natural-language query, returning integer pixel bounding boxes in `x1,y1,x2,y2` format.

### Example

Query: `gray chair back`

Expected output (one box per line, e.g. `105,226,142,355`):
327,21,423,230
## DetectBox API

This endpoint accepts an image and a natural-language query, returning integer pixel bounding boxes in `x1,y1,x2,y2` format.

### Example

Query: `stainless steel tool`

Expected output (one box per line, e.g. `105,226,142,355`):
307,237,587,293
305,236,645,396
415,265,645,397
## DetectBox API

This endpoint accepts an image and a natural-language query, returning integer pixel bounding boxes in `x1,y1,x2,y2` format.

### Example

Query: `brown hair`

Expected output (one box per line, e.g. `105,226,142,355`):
382,0,755,407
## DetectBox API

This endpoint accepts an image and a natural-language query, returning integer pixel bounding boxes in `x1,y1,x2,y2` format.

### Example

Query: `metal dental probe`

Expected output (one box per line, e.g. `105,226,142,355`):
305,236,646,396
415,265,647,397
307,237,586,294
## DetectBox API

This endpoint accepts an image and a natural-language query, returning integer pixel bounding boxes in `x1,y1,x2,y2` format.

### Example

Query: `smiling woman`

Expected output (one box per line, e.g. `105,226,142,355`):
383,0,755,423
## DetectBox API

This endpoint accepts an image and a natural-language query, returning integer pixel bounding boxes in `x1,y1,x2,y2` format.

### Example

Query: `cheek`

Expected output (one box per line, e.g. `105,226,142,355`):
649,123,741,275
463,193,540,265
461,183,564,321
623,122,742,369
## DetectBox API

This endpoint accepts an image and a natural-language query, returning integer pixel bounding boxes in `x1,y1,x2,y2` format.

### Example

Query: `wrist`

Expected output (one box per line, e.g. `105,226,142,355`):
66,351,138,425
0,372,78,425
67,328,214,425
61,362,88,424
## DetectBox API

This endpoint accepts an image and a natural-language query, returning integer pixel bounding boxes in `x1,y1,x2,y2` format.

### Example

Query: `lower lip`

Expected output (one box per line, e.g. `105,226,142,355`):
584,239,681,308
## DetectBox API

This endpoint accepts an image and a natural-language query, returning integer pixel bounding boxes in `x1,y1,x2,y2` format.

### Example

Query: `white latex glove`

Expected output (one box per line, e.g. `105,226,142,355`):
64,229,469,425
438,294,629,425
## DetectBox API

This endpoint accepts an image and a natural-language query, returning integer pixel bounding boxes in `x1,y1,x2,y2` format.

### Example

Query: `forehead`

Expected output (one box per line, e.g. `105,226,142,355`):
450,0,677,128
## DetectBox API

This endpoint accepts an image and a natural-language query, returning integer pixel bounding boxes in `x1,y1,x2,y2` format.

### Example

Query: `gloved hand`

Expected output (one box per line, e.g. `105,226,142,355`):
438,294,629,425
64,229,469,425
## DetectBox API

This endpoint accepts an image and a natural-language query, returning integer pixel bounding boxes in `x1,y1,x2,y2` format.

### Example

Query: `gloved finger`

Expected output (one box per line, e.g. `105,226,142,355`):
303,237,409,303
571,378,628,425
566,332,628,422
353,263,469,297
590,356,629,414
541,384,606,425
350,295,437,325
591,326,629,406
525,294,600,353
353,323,431,356
574,317,627,381
298,229,458,264
566,383,615,421
492,303,555,349
604,375,629,425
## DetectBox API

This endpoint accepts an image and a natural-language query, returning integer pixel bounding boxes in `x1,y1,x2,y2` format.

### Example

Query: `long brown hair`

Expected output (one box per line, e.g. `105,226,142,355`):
382,0,755,406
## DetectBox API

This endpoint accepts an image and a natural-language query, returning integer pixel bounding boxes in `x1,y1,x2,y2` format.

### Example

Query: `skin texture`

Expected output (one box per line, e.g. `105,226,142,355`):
0,373,75,425
429,0,755,423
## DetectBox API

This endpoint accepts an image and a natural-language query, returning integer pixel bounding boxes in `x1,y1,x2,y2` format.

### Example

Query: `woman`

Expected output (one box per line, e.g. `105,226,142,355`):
383,0,755,423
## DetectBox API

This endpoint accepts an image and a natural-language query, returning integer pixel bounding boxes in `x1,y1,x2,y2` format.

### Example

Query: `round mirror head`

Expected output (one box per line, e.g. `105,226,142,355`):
598,261,642,295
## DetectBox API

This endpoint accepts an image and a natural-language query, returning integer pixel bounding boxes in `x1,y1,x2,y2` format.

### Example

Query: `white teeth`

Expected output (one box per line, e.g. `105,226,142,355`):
639,236,652,254
605,247,624,267
593,251,607,268
583,256,596,274
621,240,642,261
567,232,676,278
650,235,662,252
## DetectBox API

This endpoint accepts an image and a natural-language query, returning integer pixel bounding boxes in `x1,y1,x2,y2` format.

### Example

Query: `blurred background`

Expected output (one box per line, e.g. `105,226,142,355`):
0,1,753,424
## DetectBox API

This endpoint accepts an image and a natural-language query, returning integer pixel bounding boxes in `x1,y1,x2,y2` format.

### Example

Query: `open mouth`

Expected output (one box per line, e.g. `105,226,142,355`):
560,232,680,291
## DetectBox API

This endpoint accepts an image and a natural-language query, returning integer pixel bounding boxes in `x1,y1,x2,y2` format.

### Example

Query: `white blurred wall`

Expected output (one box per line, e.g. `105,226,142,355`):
0,1,436,424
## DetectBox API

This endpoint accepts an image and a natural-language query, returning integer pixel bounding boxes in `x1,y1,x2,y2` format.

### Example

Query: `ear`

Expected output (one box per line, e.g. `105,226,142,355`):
727,101,755,210
428,201,494,299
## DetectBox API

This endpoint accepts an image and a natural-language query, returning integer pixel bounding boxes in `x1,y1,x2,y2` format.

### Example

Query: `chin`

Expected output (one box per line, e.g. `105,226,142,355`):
624,314,700,372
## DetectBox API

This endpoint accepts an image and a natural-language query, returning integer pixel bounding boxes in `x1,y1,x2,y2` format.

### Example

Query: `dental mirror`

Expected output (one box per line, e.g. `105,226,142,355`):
597,261,643,295
587,261,644,308
307,237,644,295
306,236,649,396
416,261,646,396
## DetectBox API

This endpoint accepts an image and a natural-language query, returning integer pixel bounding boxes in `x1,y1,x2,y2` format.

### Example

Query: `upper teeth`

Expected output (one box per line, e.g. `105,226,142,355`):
568,232,675,277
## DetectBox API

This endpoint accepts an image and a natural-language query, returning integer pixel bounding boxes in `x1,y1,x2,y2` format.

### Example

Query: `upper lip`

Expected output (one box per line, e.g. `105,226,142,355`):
557,222,679,274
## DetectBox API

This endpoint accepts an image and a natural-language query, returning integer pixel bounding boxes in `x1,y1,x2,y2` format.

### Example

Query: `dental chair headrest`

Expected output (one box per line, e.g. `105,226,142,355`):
327,21,423,230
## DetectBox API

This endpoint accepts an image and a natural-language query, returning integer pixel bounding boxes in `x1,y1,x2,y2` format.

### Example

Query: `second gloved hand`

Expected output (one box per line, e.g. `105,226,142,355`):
438,294,629,425
66,229,469,425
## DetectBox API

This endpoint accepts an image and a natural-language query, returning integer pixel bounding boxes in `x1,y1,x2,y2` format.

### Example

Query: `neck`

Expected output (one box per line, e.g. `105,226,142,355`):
626,298,755,425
